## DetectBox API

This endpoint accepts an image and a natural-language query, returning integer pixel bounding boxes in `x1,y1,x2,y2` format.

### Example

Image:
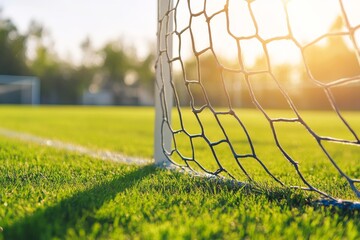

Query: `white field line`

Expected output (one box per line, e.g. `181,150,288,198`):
0,128,239,182
1,128,359,209
0,128,153,166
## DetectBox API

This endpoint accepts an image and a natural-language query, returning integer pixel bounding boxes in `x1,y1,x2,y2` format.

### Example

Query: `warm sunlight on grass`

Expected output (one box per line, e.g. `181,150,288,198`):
0,106,359,200
0,0,359,239
0,106,154,157
0,107,359,239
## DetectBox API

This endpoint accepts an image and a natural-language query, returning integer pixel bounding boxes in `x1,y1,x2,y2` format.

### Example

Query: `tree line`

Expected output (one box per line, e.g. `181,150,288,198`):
0,12,155,105
1,12,358,109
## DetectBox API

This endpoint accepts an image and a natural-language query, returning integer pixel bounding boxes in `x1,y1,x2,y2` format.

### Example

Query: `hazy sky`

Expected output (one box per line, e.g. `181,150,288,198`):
0,0,157,62
1,0,359,65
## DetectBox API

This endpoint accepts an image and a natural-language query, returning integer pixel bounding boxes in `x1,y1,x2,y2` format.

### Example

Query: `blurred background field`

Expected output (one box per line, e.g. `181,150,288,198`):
0,1,156,106
0,106,155,157
0,1,359,109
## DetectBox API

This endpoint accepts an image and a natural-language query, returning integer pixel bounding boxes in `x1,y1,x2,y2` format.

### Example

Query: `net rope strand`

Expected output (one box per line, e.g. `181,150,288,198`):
156,0,360,200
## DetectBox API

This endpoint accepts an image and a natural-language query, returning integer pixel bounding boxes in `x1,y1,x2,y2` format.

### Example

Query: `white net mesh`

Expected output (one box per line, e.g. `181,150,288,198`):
156,0,360,200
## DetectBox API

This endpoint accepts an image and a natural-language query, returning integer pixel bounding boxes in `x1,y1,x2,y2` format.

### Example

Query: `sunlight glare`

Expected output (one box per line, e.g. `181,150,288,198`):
240,38,267,72
175,0,190,32
189,0,205,15
210,12,239,69
227,0,255,38
175,0,360,65
251,0,288,40
342,0,360,27
205,0,226,16
267,40,302,66
287,0,343,45
356,29,360,49
190,14,210,53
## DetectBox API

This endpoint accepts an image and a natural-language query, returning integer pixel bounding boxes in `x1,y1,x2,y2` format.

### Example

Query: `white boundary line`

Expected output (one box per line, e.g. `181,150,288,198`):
0,127,239,181
0,128,153,166
1,128,359,209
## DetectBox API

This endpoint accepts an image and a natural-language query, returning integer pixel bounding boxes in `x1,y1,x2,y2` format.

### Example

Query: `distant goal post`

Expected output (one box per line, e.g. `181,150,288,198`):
155,0,360,202
0,75,40,105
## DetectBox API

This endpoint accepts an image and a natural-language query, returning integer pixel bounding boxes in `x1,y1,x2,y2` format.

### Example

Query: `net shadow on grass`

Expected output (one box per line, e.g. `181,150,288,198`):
3,165,359,239
3,165,156,240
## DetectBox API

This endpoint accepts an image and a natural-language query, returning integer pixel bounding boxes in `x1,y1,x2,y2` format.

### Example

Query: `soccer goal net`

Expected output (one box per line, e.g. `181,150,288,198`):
0,75,40,105
155,0,360,201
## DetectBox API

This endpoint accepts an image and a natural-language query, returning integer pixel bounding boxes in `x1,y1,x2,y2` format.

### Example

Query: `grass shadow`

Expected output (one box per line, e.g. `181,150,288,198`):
3,165,156,240
3,165,359,239
163,170,360,215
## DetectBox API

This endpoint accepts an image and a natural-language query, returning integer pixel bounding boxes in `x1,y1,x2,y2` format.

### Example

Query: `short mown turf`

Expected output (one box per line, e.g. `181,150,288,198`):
0,106,359,239
0,106,155,157
0,136,359,239
0,106,358,199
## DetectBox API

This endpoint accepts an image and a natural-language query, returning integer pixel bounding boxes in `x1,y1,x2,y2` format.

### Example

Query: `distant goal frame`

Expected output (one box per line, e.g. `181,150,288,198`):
0,75,40,105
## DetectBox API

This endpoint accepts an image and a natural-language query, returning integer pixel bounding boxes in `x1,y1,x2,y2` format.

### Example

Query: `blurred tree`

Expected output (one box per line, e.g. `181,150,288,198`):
27,22,81,104
304,16,360,83
100,41,134,83
97,41,157,104
30,43,78,104
299,16,360,110
136,52,155,90
27,20,44,39
183,53,229,107
80,36,101,68
0,12,156,105
0,14,29,75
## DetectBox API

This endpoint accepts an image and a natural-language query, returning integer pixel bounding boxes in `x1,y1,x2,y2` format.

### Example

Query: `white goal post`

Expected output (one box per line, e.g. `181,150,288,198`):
155,0,174,166
0,75,40,105
155,0,360,203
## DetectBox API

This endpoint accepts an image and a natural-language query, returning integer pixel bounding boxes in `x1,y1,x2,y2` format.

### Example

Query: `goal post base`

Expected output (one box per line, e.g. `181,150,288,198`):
156,162,360,210
313,199,360,210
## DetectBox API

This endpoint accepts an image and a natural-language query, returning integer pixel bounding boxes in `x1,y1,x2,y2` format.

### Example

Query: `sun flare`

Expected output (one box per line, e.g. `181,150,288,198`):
174,0,360,67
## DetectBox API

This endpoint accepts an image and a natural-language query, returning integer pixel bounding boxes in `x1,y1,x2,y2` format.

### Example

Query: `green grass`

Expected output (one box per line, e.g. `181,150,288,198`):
170,107,360,199
1,136,360,239
0,106,357,198
0,106,154,157
0,106,359,239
